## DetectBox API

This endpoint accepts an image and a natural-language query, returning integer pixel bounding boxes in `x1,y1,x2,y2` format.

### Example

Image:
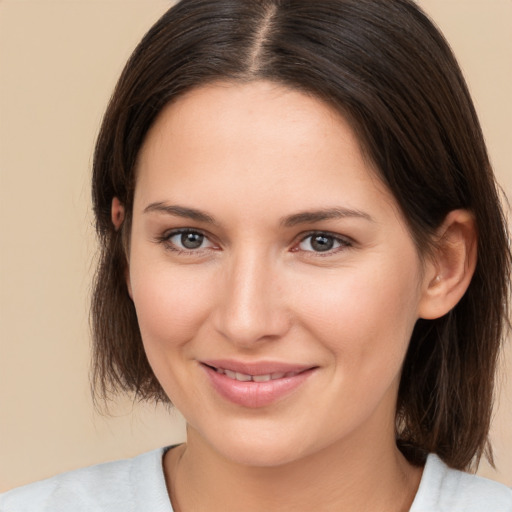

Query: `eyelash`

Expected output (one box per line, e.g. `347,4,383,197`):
294,231,353,256
156,229,217,256
156,229,353,256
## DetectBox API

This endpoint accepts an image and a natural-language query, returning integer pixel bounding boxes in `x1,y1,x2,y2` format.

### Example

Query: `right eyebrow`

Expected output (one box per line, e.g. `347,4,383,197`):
143,202,217,225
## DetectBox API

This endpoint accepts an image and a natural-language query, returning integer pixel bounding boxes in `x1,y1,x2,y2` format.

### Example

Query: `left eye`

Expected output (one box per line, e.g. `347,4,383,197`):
167,230,215,251
297,233,349,253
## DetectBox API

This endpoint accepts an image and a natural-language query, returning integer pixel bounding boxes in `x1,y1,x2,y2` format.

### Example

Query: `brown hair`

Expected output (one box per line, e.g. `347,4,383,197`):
91,0,510,470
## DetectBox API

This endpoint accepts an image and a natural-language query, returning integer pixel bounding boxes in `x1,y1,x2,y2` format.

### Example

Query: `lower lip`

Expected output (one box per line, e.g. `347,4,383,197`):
202,365,315,408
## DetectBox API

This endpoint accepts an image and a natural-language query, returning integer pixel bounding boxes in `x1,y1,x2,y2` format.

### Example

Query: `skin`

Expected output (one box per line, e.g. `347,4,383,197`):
116,81,476,511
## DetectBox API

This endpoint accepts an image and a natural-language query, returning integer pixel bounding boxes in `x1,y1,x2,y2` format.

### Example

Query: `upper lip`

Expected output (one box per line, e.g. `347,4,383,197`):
201,359,315,376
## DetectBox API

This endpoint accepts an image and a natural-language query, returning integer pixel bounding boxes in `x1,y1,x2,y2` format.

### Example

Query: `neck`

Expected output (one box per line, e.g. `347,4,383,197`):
164,426,422,512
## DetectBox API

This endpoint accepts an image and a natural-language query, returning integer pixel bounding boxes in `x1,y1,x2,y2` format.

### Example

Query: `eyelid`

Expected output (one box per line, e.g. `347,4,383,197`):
156,227,219,254
292,230,354,254
154,227,353,256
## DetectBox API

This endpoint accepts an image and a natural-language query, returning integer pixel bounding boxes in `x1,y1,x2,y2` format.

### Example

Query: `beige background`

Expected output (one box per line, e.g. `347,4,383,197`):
0,0,511,492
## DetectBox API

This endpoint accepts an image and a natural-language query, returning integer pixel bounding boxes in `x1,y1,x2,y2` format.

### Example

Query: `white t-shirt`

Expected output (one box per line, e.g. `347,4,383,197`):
1,447,511,511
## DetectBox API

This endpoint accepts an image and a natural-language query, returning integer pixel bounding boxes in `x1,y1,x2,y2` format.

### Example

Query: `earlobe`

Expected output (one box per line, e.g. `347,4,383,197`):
418,209,477,320
111,197,125,231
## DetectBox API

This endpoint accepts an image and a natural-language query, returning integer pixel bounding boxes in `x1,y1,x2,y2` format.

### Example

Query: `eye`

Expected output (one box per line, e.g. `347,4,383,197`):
296,232,351,253
162,229,217,252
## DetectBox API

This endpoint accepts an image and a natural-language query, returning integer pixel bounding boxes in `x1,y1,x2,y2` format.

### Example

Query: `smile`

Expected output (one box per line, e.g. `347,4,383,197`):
201,361,316,408
212,367,301,382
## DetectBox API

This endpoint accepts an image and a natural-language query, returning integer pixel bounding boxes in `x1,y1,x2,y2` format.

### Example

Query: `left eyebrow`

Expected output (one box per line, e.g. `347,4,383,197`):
281,208,374,228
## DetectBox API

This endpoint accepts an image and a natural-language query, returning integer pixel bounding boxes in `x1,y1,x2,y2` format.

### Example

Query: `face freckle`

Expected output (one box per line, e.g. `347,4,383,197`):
128,80,430,467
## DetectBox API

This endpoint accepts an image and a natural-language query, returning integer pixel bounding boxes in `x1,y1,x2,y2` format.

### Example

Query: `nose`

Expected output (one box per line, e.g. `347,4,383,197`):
212,250,291,347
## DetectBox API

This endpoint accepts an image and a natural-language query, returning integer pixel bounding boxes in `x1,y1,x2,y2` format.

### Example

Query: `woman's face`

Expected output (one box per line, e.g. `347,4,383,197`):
127,81,433,466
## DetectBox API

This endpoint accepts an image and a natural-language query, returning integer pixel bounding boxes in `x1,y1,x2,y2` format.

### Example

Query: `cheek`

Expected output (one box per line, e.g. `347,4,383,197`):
128,261,220,404
294,258,422,371
129,261,215,349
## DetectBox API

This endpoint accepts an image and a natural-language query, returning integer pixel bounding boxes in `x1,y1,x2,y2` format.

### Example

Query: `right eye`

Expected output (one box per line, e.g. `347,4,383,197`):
160,229,217,253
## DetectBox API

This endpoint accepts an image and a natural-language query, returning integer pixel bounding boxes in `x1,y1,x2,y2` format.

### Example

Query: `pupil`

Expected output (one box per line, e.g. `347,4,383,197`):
181,232,203,249
311,235,333,252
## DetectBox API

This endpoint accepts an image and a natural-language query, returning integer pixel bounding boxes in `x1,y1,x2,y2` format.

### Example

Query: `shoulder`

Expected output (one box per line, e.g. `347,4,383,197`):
0,447,173,512
410,454,512,512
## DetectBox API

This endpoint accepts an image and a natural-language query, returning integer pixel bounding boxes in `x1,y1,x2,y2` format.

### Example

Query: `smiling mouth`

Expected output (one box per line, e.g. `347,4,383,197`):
202,362,316,407
206,365,302,382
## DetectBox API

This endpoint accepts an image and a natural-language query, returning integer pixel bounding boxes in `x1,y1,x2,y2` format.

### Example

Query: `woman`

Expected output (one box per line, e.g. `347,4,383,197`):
2,0,511,510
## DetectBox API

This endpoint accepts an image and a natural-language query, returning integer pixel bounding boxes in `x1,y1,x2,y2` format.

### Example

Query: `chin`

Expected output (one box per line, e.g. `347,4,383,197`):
196,421,316,468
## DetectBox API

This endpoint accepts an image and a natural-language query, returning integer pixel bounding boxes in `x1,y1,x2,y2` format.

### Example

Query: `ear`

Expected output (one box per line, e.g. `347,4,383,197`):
111,197,125,231
111,197,133,298
418,209,477,320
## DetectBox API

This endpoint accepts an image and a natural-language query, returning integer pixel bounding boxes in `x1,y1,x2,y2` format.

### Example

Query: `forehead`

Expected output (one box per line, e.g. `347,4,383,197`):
139,80,358,161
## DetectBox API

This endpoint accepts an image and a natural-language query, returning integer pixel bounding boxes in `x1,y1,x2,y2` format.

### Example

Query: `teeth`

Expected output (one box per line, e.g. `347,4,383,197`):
218,369,299,382
252,374,271,382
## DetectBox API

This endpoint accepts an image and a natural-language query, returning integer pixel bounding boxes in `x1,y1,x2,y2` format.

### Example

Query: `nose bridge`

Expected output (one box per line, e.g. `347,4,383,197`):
214,246,289,346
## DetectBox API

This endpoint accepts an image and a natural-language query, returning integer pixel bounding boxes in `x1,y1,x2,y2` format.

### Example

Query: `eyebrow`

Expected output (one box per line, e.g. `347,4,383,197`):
144,202,373,228
143,202,217,224
281,208,374,227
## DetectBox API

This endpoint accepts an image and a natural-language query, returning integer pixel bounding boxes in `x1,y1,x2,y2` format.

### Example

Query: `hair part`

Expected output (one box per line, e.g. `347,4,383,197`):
91,0,511,470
